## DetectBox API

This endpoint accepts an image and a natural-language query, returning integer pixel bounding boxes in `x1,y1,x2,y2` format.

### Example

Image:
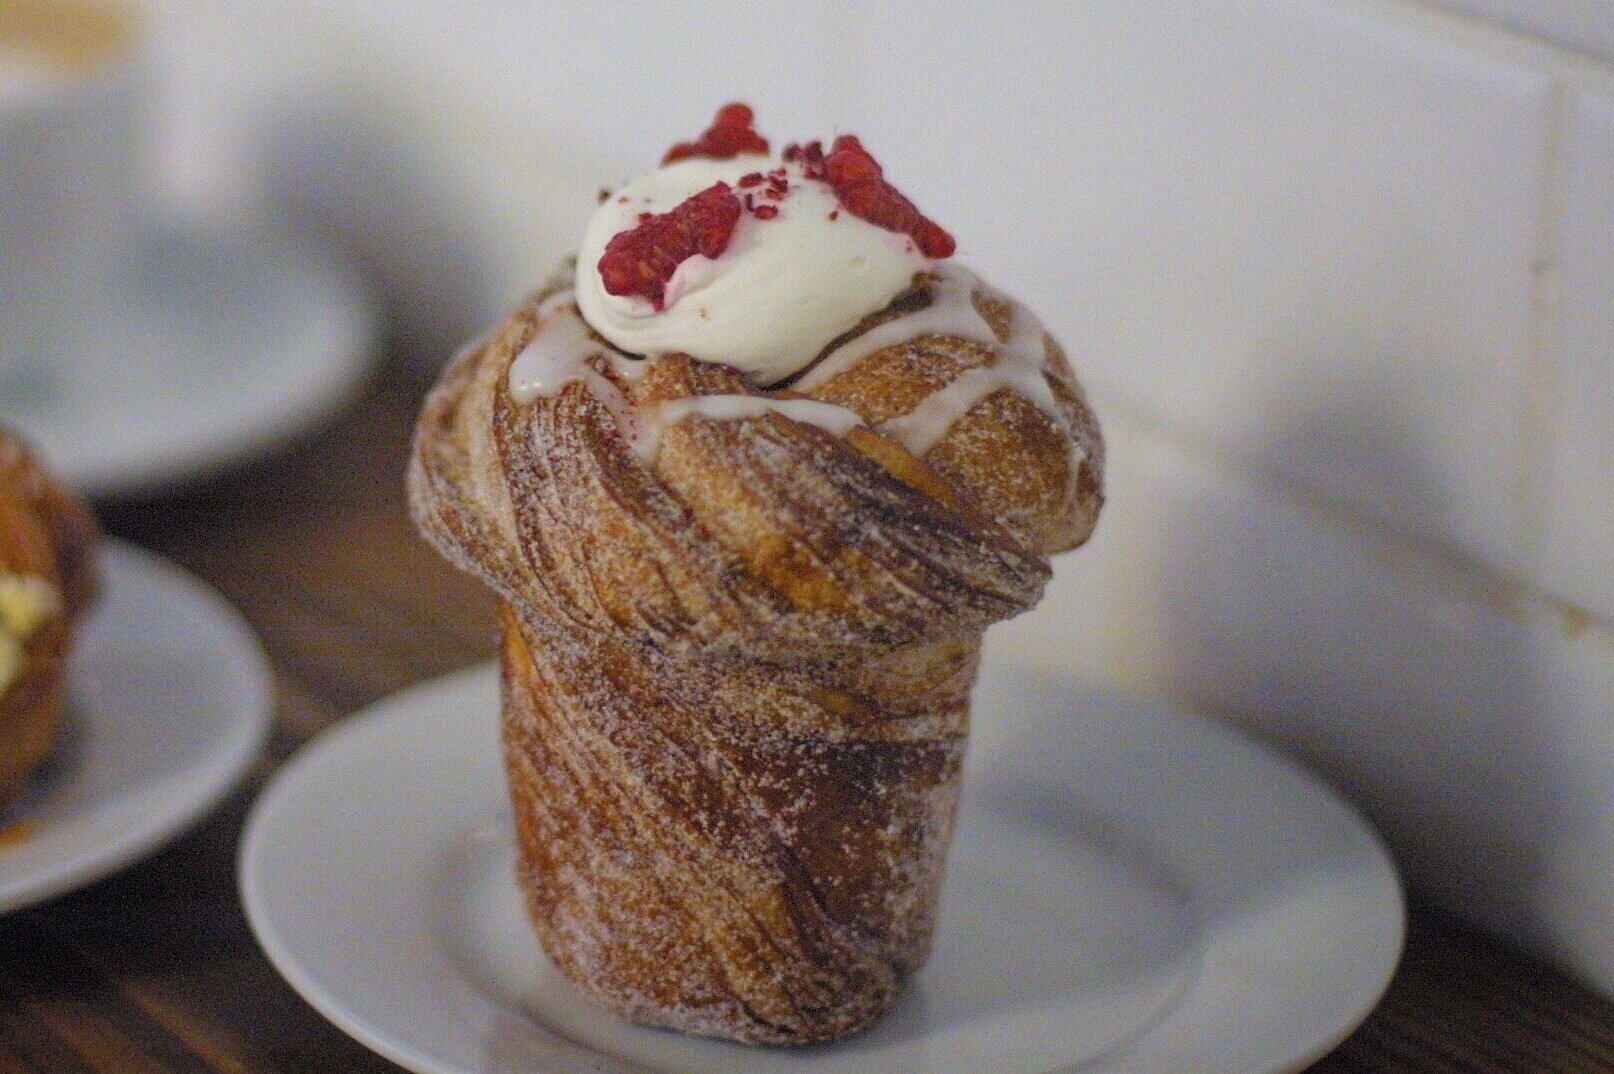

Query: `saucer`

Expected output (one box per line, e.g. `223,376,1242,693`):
0,539,272,913
0,218,376,498
240,662,1403,1074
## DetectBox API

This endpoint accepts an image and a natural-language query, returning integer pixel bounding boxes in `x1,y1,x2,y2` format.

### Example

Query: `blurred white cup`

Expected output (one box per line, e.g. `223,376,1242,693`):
0,0,144,407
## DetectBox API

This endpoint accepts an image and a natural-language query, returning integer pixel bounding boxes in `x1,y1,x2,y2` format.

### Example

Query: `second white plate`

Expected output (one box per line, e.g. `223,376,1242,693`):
241,661,1402,1074
0,540,273,913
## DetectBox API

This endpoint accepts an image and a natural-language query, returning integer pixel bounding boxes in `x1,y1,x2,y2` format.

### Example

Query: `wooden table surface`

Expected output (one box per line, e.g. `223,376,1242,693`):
2,359,1611,1073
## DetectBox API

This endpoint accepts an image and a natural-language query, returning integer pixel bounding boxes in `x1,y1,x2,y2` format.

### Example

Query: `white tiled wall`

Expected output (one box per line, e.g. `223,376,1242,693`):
1542,88,1614,625
987,406,1614,993
837,0,1552,579
170,0,1614,996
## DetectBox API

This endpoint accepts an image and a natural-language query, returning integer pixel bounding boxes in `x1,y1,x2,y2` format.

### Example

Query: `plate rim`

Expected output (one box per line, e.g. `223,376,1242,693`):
240,664,500,1074
0,538,274,913
240,661,1405,1074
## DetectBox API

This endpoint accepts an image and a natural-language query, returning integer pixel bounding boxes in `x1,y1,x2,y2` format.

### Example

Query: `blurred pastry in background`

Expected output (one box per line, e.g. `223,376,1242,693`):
0,427,98,815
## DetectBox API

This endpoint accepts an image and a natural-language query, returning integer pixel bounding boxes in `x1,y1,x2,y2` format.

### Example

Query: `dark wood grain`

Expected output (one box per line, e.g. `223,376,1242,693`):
1,360,1610,1072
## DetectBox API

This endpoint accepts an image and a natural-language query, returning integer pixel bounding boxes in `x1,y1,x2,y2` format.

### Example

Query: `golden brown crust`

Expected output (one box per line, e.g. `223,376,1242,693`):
500,604,976,1043
0,430,98,814
801,280,1103,554
409,267,1103,1044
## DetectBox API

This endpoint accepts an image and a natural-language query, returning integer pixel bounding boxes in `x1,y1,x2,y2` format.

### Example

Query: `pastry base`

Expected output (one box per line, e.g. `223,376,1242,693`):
499,603,976,1046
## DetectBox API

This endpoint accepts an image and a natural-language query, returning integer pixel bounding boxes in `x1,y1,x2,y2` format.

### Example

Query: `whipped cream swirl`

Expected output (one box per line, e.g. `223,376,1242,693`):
575,154,935,386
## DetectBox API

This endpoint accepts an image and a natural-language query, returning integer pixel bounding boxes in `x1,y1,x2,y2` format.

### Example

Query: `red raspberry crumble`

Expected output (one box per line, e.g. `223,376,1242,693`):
824,135,954,257
597,182,742,309
663,103,770,164
782,140,827,178
784,136,954,258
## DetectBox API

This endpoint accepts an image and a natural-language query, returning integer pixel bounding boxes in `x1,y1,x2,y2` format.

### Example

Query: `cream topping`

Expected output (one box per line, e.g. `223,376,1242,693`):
575,155,930,385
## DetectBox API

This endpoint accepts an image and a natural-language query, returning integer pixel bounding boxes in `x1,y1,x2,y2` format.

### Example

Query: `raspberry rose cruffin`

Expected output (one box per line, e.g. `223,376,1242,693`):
408,103,1103,1045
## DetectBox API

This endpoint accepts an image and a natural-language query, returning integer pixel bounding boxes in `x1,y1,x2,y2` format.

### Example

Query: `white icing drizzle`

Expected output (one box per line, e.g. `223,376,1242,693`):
508,290,649,433
634,396,864,464
875,367,1016,455
659,395,864,436
796,264,1071,456
509,294,865,464
508,270,1085,485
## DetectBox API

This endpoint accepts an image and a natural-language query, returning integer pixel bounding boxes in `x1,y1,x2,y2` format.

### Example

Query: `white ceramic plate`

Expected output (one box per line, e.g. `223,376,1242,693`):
240,661,1403,1074
0,540,272,913
0,219,376,498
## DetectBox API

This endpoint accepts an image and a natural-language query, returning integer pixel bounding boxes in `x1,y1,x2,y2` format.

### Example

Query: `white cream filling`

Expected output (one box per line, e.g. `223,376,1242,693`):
0,574,60,694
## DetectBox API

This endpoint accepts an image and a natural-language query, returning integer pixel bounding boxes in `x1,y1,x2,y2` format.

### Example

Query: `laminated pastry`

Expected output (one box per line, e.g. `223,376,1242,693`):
409,104,1104,1045
0,429,98,815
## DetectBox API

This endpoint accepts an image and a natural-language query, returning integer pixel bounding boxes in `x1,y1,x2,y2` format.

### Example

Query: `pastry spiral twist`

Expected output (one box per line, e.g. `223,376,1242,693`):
409,266,1102,1044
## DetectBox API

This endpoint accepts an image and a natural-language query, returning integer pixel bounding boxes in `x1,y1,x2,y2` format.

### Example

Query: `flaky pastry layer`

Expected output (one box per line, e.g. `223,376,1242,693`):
409,268,1103,1044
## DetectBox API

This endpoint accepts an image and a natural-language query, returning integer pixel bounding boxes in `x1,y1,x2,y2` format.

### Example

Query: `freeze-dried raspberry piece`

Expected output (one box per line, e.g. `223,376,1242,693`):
782,140,827,179
818,135,955,258
663,103,770,164
598,183,742,310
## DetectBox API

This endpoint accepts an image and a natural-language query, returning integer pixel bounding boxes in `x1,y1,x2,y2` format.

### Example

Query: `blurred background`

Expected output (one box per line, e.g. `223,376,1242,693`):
11,0,1614,1011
